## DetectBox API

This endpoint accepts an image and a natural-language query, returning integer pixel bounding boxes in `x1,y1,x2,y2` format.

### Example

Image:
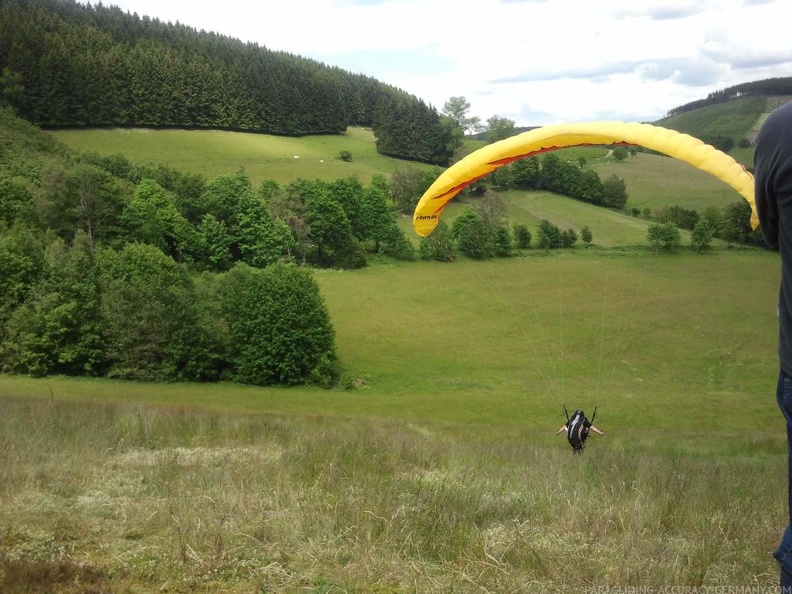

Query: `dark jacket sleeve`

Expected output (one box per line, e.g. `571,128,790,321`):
755,123,780,249
755,149,779,249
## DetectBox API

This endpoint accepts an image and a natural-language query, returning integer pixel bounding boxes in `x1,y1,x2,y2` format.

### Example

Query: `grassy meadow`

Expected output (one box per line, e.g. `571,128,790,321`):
0,250,787,592
50,127,439,186
1,123,784,592
590,151,750,214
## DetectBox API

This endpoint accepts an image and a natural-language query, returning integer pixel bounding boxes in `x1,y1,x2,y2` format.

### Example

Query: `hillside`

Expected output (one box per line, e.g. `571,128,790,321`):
0,0,455,164
657,95,768,145
0,48,787,592
48,122,756,243
49,126,440,187
655,91,792,163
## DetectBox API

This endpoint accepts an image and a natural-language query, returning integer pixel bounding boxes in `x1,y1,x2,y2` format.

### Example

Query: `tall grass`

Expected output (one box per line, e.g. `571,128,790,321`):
0,396,782,593
0,245,784,592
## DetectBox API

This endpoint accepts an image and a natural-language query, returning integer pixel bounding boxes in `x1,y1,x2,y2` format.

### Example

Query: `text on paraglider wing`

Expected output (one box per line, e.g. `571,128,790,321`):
415,215,438,220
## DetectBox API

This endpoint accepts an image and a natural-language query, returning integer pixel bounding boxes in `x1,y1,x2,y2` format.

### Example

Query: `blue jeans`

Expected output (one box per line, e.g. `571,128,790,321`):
775,370,792,588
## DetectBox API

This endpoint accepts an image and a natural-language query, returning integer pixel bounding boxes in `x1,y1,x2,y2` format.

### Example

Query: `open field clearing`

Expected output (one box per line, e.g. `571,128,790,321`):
49,127,439,186
590,152,750,214
4,122,779,592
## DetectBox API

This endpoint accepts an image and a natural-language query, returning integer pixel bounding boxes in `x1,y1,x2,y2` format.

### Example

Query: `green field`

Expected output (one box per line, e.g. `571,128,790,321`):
49,126,439,186
3,124,786,592
590,151,750,214
395,187,717,250
0,252,785,591
2,252,777,434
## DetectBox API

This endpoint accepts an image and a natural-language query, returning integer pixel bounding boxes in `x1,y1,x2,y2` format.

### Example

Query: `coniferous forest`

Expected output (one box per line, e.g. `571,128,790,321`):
0,0,458,164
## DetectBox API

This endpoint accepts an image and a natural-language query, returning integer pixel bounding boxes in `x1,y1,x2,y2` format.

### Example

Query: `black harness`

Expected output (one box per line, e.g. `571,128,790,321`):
563,405,597,453
567,412,589,452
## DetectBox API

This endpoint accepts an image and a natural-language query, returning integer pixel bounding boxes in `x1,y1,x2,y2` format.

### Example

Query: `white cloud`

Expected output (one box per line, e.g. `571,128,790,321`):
101,0,792,125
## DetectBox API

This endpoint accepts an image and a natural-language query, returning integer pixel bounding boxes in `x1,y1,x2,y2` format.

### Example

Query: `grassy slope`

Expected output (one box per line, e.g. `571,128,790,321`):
657,96,768,143
0,251,779,441
0,251,783,588
591,151,748,215
51,124,748,246
50,126,439,186
2,110,786,590
401,188,703,248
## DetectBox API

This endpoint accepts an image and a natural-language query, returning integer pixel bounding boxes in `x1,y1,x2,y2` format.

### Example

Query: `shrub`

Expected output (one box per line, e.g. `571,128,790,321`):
419,219,456,262
222,263,337,386
513,223,531,249
647,222,681,253
537,219,561,249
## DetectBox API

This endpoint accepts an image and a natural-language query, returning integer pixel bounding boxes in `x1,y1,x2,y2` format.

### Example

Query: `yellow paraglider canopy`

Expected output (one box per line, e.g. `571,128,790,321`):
412,121,757,237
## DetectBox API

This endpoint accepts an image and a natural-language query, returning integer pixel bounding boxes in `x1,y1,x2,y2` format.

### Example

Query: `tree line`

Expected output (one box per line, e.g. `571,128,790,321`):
666,77,792,117
411,144,760,260
0,0,455,164
471,151,631,210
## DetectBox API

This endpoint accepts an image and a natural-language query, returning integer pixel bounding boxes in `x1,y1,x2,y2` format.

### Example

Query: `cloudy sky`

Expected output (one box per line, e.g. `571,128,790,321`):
101,0,791,126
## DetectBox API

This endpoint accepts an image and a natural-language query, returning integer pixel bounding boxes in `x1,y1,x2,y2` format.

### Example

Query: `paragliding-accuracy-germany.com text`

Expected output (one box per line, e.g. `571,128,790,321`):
582,586,785,594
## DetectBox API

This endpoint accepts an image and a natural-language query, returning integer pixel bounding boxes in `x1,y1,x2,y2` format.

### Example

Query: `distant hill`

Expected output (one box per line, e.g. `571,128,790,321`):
651,78,792,150
664,77,792,117
467,126,539,142
468,79,792,150
0,0,455,164
656,94,792,147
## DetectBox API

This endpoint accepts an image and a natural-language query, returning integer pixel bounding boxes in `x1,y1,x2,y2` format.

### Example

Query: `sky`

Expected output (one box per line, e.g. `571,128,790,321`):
98,0,792,127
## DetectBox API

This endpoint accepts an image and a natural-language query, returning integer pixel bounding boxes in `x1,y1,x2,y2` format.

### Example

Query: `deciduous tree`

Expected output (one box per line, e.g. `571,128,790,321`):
221,263,336,386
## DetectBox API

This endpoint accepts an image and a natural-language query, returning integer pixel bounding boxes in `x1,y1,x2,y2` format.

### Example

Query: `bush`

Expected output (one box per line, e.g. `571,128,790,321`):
222,263,337,386
452,207,492,259
691,220,714,252
602,174,628,210
419,219,455,262
339,151,352,162
513,223,531,249
647,222,681,253
561,228,578,248
97,243,202,381
493,225,513,257
537,219,561,249
581,226,593,247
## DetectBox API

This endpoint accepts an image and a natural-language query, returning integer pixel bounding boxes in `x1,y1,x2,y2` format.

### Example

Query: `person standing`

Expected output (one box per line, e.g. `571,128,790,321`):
755,99,792,588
